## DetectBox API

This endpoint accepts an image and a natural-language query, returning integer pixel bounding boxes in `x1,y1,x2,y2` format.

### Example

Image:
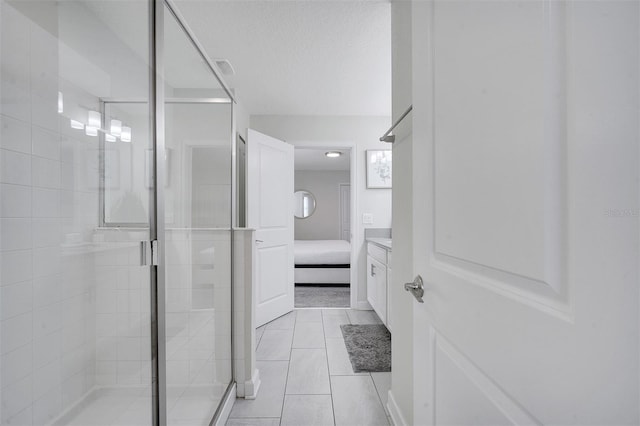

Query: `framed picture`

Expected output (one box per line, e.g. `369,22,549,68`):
366,150,392,189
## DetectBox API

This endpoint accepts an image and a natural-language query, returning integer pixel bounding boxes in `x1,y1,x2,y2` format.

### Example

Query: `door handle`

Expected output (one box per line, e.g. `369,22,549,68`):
371,264,376,276
256,239,264,243
404,275,425,303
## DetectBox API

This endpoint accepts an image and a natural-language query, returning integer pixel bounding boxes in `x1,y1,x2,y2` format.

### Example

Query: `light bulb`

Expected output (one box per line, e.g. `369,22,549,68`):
85,126,98,137
88,110,101,128
121,126,131,142
70,119,84,130
105,134,116,143
110,119,122,137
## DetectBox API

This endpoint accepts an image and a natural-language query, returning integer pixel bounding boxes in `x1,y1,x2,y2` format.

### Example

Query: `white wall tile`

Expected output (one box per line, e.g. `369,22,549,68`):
1,3,31,122
32,126,60,161
32,218,62,248
1,374,32,422
32,156,60,189
32,247,61,278
0,218,32,251
0,183,31,217
1,281,32,320
1,342,32,387
117,360,141,385
31,94,59,133
0,149,31,185
33,274,62,308
33,359,61,400
0,249,32,286
95,361,116,385
32,187,59,218
117,337,141,361
32,386,62,426
1,312,32,354
0,115,30,154
33,302,63,339
33,330,61,369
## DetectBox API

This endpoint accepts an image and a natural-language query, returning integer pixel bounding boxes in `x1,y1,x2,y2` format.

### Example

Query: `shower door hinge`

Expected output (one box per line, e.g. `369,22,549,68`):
140,240,159,266
151,240,159,266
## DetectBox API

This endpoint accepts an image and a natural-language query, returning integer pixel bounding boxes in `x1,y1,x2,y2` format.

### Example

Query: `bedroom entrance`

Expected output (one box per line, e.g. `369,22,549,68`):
293,147,354,308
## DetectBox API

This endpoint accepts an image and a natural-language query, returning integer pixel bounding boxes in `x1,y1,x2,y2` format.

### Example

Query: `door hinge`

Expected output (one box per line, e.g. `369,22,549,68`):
140,240,159,266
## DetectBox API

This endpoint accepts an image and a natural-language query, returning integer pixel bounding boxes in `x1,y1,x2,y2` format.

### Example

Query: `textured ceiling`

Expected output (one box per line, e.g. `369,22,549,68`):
295,148,351,171
173,1,392,116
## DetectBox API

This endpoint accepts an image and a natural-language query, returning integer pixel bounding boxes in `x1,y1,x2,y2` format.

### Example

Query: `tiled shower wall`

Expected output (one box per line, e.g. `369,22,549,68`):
0,4,99,424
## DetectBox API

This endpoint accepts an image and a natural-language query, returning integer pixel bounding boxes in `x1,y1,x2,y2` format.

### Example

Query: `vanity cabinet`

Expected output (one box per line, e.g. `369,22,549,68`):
366,241,392,331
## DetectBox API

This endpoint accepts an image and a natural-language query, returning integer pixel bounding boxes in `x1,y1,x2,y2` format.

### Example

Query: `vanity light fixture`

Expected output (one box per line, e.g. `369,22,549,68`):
70,119,84,130
105,134,116,143
85,126,98,137
110,119,122,137
121,126,132,142
325,151,342,158
88,110,101,128
57,92,64,114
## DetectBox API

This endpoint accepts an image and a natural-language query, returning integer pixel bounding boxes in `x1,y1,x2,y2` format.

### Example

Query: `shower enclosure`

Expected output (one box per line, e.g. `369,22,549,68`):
0,1,235,425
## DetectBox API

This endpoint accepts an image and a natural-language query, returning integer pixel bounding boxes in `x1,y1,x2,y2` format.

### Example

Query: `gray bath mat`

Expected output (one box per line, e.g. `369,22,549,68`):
295,285,350,308
340,324,391,372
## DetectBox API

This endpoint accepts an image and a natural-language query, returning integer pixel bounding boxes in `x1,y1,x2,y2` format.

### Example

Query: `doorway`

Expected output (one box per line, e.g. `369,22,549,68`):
293,147,355,309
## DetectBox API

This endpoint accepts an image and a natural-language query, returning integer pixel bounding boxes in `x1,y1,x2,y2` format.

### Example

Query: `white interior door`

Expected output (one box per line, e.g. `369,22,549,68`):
339,183,351,241
410,1,639,424
247,129,295,327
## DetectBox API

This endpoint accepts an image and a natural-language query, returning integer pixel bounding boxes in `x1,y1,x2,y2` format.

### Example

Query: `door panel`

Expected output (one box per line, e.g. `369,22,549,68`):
411,1,639,425
248,129,294,326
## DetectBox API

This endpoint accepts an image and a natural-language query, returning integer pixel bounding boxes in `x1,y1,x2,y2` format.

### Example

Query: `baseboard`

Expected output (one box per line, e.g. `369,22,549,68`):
244,368,261,400
387,390,408,426
354,300,373,310
213,383,236,426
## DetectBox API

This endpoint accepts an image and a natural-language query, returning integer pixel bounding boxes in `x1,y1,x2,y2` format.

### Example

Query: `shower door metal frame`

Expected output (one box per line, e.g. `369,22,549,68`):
152,1,238,424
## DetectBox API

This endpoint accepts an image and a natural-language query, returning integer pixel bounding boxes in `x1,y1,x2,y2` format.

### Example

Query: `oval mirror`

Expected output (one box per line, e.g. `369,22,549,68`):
294,190,316,218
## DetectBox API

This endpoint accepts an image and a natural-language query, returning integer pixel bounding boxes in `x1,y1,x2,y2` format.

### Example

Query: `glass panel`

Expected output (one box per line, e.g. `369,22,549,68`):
0,1,153,425
163,5,233,425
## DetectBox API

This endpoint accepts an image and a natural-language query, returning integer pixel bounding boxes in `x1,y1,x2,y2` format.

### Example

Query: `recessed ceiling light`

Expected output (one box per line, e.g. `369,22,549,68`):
325,151,342,158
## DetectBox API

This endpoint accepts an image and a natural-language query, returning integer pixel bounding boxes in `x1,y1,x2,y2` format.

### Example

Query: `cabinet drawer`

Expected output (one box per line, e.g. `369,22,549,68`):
368,242,387,264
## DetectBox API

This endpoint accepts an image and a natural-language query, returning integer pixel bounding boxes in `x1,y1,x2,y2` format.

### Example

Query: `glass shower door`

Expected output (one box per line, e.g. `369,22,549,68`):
161,4,234,425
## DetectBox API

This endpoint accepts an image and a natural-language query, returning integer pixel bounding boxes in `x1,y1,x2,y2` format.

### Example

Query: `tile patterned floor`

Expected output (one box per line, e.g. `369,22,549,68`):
227,309,391,426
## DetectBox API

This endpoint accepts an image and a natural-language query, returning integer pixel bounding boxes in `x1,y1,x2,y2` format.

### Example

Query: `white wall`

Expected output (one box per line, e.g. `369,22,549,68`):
294,170,349,240
250,115,391,307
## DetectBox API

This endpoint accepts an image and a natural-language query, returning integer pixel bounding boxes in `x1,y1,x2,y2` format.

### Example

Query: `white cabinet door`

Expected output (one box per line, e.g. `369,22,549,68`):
374,258,387,324
366,255,378,313
247,129,295,327
410,1,640,424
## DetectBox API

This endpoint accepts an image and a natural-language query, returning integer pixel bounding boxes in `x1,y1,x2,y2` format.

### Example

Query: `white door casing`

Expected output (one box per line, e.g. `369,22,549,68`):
410,1,639,425
247,129,295,327
339,183,351,241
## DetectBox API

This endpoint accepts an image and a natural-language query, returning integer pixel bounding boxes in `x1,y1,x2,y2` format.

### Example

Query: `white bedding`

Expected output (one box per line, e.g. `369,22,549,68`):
294,240,351,265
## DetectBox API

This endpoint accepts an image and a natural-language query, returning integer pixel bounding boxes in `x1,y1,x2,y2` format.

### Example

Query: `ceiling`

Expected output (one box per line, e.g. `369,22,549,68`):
173,1,392,116
295,149,350,171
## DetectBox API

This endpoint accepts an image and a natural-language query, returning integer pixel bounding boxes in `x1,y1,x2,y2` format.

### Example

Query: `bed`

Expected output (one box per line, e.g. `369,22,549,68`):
294,240,351,284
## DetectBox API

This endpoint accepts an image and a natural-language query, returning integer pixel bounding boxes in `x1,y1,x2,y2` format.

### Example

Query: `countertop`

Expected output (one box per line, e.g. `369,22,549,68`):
366,237,392,250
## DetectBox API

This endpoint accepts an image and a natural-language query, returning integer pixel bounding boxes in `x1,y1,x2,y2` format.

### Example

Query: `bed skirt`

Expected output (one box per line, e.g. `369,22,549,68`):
295,265,350,284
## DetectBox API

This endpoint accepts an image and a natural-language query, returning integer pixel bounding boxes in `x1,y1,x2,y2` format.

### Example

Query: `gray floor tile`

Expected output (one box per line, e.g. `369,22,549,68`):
256,329,293,361
226,418,280,426
230,361,289,418
325,337,367,376
292,321,325,348
322,309,350,321
281,395,335,426
346,309,382,325
371,372,392,415
331,375,389,426
286,349,330,395
295,309,322,322
322,314,350,339
265,311,296,330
